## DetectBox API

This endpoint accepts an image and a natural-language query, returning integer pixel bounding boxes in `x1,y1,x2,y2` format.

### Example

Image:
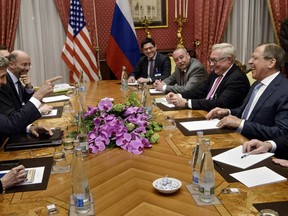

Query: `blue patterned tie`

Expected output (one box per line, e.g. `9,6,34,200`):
242,82,263,120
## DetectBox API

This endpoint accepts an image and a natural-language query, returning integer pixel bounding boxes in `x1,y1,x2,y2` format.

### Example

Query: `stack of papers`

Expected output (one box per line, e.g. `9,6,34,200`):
149,89,164,94
42,95,70,103
128,81,138,86
212,145,274,169
53,83,72,93
213,146,287,187
180,119,220,132
154,97,175,108
230,167,286,188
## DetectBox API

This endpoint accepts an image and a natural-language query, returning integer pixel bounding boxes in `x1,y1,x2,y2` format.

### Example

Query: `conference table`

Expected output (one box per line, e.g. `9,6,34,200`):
0,80,287,215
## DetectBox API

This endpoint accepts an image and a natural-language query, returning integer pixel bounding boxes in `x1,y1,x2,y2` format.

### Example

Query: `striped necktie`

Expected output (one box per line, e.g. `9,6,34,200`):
206,75,223,100
241,82,263,120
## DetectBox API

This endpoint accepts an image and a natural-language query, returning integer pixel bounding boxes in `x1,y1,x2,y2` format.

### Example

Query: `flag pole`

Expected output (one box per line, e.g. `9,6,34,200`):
93,0,102,80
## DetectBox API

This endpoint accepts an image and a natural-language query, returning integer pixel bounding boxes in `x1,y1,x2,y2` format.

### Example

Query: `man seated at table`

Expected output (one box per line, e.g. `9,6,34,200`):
165,43,250,111
206,43,288,141
242,135,288,167
0,56,62,142
127,38,171,84
0,50,39,116
153,47,207,94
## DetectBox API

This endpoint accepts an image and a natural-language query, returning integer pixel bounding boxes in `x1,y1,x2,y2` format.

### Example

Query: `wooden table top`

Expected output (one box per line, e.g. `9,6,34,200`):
0,80,287,216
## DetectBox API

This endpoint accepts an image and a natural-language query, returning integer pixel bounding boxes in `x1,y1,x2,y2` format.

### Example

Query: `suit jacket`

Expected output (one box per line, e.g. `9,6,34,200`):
163,58,208,94
0,101,41,144
273,135,288,159
0,73,34,115
181,64,250,111
130,52,171,83
231,73,288,140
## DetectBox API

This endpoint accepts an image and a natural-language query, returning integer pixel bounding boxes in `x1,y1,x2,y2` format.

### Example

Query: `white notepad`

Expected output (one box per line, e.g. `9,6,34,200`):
149,89,164,94
230,166,286,187
212,145,274,169
42,95,70,103
180,119,220,131
42,109,58,117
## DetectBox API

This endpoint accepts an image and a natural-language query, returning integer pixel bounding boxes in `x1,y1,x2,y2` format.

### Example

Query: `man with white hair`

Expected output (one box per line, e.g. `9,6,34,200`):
166,43,250,111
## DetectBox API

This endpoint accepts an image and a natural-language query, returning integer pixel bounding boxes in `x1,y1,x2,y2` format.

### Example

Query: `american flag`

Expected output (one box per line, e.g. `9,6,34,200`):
62,0,99,83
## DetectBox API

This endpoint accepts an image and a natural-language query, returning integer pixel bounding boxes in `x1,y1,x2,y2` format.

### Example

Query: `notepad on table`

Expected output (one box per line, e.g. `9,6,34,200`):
230,166,286,187
42,95,70,103
180,119,220,132
212,145,274,169
149,89,164,94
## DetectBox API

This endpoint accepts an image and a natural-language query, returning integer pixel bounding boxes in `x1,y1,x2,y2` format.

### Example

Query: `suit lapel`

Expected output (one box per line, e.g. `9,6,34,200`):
248,74,281,120
7,73,22,105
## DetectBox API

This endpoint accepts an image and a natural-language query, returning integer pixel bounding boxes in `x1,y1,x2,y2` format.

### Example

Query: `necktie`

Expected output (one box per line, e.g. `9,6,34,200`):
206,75,223,100
241,82,263,120
17,80,23,103
148,59,154,78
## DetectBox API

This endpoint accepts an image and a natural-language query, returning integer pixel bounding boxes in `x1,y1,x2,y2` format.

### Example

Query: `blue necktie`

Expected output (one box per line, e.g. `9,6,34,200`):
242,82,263,120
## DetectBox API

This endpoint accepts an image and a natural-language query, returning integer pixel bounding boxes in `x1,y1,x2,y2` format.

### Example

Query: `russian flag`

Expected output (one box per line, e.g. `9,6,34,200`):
106,0,140,79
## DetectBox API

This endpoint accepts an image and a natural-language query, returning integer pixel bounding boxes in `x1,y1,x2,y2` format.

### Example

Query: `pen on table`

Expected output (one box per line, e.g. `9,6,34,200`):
241,152,252,159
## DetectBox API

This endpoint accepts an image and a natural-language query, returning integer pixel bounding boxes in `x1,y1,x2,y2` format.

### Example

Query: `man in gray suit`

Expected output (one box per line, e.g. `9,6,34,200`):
153,48,207,94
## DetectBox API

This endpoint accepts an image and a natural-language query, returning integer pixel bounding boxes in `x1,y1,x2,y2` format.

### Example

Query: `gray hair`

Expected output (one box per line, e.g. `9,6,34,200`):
211,43,236,60
261,43,285,70
0,57,9,69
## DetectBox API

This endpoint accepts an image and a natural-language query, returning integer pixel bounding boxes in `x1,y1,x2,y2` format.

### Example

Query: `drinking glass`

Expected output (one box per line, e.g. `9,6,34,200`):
51,151,70,174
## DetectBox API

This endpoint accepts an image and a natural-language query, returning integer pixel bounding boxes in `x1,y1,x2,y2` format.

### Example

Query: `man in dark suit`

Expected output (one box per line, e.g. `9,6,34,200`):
0,56,62,142
206,43,288,141
166,43,250,111
0,50,35,115
127,38,171,84
153,47,207,94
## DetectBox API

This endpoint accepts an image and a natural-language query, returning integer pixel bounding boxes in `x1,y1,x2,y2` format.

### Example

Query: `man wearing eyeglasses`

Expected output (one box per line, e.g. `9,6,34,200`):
166,43,250,111
0,50,46,116
127,38,171,84
153,47,207,94
207,43,288,141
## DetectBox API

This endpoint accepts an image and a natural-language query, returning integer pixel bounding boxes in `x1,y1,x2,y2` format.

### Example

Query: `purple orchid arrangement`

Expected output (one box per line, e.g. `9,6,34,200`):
83,97,162,155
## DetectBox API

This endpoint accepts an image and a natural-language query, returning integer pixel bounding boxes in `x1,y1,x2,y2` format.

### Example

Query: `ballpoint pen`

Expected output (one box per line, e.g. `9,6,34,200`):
241,152,252,159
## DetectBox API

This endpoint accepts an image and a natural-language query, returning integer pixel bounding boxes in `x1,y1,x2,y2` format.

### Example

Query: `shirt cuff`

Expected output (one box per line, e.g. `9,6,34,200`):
187,99,192,109
29,97,42,109
162,84,167,91
26,124,33,133
25,87,34,94
267,140,277,152
236,119,245,133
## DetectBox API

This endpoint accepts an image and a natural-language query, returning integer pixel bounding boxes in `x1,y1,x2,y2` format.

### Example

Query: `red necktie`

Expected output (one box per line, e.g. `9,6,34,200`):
206,76,223,100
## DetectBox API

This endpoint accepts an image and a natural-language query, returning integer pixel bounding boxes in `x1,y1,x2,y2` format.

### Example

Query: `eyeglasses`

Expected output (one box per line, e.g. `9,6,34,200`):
208,57,227,64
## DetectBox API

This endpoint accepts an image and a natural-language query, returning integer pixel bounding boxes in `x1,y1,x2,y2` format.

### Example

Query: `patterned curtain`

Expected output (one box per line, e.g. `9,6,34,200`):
0,0,21,50
191,0,233,70
54,0,97,48
267,0,288,43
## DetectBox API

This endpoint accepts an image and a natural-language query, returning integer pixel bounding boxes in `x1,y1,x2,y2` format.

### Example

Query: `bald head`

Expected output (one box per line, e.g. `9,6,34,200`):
7,50,32,78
